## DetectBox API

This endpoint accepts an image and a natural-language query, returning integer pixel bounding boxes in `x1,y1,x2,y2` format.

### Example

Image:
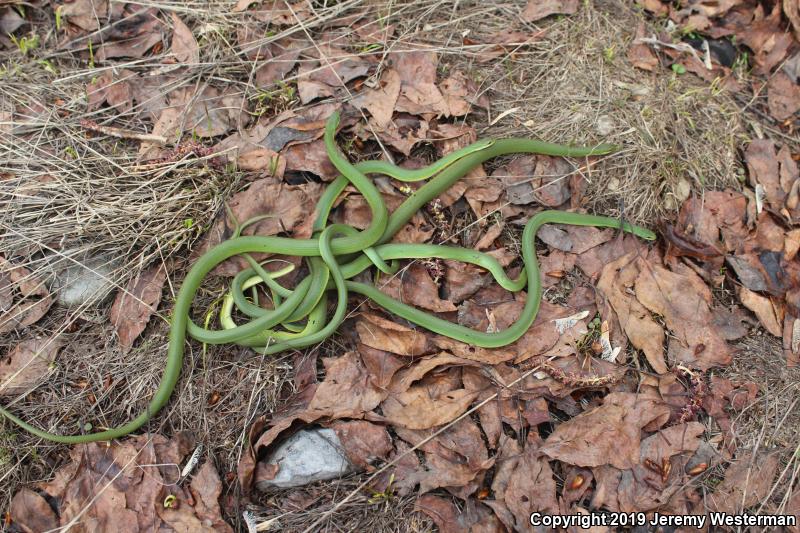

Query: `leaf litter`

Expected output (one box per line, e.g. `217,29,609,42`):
2,0,798,530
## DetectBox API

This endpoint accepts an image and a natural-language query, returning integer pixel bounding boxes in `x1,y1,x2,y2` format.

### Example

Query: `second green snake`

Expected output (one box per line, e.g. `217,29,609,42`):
0,111,656,443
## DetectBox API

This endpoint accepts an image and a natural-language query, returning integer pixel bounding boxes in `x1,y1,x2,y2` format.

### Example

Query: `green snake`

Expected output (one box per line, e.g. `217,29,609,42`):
0,112,656,443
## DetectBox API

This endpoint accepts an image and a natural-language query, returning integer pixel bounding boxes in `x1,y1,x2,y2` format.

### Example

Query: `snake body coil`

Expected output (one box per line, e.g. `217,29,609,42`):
0,112,656,443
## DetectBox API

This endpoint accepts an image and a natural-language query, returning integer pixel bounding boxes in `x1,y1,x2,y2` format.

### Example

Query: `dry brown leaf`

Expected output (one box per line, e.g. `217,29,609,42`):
737,14,793,75
198,178,322,274
739,286,784,336
616,422,705,511
307,351,387,418
746,139,784,208
391,50,449,117
540,392,671,469
86,70,135,114
256,38,304,87
234,0,312,25
297,44,370,104
709,450,780,513
109,263,167,353
358,343,405,389
8,488,59,532
351,68,401,127
438,70,488,116
59,0,108,32
356,313,430,356
170,12,198,64
388,352,479,394
0,336,62,396
767,71,800,121
9,433,230,531
634,261,733,369
596,252,667,373
283,138,339,179
415,496,501,533
484,436,559,531
93,7,163,62
521,0,578,22
628,23,658,71
398,417,493,495
0,256,53,334
236,147,286,175
381,373,479,430
330,420,393,471
379,263,457,313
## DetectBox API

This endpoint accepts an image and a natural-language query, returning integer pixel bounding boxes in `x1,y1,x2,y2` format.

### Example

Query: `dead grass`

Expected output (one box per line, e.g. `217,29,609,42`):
0,0,790,530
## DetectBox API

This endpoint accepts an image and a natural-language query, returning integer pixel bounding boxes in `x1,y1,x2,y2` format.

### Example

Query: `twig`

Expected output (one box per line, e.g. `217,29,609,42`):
80,119,169,145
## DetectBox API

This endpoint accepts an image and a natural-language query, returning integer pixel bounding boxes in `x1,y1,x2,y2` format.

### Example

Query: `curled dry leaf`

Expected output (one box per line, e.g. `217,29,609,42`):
0,256,53,334
521,0,578,22
634,261,733,369
378,263,457,313
109,262,167,353
86,70,135,114
708,450,780,514
197,178,322,274
351,68,401,128
9,433,231,532
397,417,493,495
596,252,667,374
617,422,705,511
540,392,671,470
738,286,784,336
380,368,480,430
415,495,501,533
356,313,430,356
768,71,800,121
628,23,658,71
330,420,393,471
0,336,62,396
306,351,387,418
170,12,199,64
390,50,449,117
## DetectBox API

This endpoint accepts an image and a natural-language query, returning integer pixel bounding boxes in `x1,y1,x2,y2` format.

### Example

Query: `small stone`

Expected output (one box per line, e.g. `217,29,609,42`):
675,177,691,203
48,252,119,307
256,428,354,490
596,115,615,136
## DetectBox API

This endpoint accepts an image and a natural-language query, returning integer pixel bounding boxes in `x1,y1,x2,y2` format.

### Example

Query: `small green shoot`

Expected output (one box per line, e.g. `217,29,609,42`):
367,473,395,504
10,34,39,55
671,63,686,75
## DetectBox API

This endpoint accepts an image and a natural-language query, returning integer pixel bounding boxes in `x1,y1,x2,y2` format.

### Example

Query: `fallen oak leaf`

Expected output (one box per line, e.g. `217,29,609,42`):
329,420,393,471
767,71,800,122
0,337,62,396
379,263,457,314
540,392,672,470
109,262,167,353
738,286,784,336
8,489,59,532
634,261,733,370
521,0,579,22
0,256,53,334
596,252,667,374
351,68,401,128
628,23,659,71
356,313,430,356
169,12,199,64
708,450,780,514
380,383,479,430
415,496,501,533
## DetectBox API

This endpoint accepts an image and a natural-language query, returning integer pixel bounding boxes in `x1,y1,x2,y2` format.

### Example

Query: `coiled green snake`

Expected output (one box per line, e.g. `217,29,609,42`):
0,112,656,443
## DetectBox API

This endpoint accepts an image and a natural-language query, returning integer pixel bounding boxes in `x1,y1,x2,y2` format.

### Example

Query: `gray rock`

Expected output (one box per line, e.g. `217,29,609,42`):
49,252,119,307
256,428,353,490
